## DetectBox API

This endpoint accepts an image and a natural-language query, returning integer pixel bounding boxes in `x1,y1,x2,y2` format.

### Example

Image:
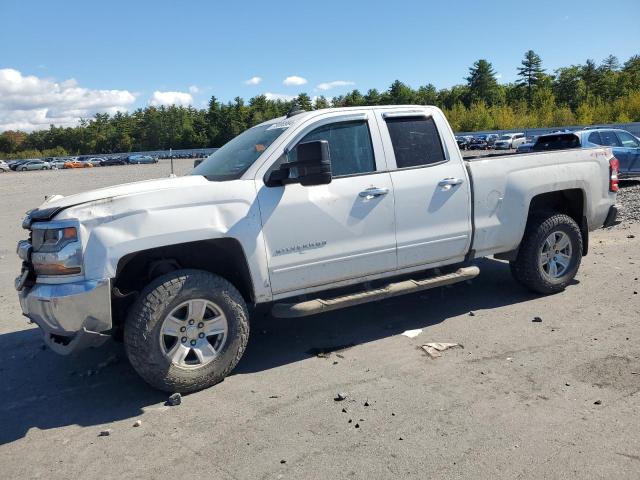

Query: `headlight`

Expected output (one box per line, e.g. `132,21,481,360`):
32,226,77,252
31,222,82,276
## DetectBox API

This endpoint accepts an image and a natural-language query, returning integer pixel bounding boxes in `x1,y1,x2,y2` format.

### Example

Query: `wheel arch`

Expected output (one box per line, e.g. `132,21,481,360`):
111,238,255,329
496,188,588,261
526,188,588,256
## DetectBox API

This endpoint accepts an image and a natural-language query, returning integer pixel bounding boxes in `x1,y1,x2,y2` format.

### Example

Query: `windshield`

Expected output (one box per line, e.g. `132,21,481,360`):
192,121,290,180
499,135,512,140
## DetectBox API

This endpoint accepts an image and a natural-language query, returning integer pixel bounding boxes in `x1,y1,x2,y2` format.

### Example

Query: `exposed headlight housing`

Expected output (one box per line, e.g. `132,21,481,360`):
30,222,82,276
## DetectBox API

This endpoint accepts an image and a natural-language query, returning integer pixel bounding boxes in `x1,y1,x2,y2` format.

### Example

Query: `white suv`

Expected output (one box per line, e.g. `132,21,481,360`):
495,133,526,150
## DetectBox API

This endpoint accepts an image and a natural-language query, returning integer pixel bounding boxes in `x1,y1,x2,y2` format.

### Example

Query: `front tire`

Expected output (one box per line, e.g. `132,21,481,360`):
124,269,250,393
510,213,582,294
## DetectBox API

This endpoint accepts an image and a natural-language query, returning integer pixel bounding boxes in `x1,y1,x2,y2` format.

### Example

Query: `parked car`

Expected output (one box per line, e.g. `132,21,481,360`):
485,134,499,147
16,105,618,392
468,134,490,150
494,133,527,150
128,154,158,164
577,128,640,178
516,136,540,153
455,136,469,150
86,157,104,166
16,160,51,171
0,160,9,172
8,160,31,171
50,159,67,169
467,134,499,150
100,156,128,166
531,133,581,152
64,159,93,169
528,129,640,178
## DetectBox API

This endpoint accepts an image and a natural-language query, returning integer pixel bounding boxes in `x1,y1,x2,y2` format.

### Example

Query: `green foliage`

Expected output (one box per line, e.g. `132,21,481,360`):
2,52,640,159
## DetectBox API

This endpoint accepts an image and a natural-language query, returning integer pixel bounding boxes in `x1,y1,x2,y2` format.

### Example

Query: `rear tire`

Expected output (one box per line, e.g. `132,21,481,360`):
124,269,250,393
510,213,582,294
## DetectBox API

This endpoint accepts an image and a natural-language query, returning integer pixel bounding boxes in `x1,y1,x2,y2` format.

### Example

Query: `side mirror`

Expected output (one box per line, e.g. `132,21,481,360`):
265,140,332,187
194,159,203,168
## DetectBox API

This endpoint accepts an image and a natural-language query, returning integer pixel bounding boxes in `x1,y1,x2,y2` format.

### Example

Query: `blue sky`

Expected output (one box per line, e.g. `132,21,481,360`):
1,0,639,130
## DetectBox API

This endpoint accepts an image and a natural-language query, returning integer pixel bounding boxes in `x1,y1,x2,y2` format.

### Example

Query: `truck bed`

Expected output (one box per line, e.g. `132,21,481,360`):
464,146,615,259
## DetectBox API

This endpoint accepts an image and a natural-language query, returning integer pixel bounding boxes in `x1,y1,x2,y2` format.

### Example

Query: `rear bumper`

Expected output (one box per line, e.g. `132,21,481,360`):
18,279,112,354
602,204,619,228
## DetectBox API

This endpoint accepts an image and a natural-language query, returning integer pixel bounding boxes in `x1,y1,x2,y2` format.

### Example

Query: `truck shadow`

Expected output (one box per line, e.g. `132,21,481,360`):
234,257,551,374
0,257,557,444
0,329,166,445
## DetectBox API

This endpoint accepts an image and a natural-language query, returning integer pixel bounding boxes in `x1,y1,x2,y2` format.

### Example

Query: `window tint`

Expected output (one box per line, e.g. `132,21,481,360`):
532,134,580,151
616,131,640,148
599,130,622,147
385,116,446,168
290,121,375,177
587,132,602,145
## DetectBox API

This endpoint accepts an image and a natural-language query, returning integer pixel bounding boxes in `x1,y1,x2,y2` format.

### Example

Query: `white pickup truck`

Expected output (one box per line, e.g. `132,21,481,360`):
16,105,619,392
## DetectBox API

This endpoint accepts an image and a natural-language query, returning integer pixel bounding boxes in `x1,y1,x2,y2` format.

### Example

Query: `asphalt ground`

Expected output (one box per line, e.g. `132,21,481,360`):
0,160,638,479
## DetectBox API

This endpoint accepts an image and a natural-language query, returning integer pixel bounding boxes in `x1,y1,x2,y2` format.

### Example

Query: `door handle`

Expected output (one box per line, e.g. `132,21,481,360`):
359,187,389,199
438,177,463,190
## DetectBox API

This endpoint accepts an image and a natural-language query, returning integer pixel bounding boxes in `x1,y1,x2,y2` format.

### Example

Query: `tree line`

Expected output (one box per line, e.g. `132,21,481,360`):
2,51,640,159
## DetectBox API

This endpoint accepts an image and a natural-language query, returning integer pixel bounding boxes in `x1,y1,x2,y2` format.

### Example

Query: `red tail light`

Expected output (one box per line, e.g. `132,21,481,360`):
609,157,619,192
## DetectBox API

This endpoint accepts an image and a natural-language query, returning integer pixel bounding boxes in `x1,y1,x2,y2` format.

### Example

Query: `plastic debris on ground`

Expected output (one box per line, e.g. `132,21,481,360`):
401,329,423,338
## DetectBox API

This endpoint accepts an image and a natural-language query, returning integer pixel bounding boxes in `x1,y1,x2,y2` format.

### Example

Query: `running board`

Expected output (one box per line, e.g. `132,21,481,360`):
271,266,480,318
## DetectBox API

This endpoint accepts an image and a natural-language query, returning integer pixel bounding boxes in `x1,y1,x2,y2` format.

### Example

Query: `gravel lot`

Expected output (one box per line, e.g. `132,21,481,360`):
0,161,639,479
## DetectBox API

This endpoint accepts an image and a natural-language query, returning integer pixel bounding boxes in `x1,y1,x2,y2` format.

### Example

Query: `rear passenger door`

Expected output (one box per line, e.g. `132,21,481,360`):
375,109,472,270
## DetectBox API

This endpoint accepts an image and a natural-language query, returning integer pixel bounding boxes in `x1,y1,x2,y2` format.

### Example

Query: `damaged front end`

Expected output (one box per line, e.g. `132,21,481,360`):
16,208,113,354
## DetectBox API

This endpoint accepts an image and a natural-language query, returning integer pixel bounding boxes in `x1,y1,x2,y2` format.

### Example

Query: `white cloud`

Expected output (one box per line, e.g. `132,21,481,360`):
149,90,193,107
0,68,136,132
188,85,200,94
264,92,295,101
316,80,355,91
283,75,307,86
244,76,262,85
495,73,503,80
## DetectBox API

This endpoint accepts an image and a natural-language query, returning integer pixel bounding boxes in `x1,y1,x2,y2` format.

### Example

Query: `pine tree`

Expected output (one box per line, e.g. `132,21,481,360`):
601,55,620,72
517,50,545,104
466,59,500,106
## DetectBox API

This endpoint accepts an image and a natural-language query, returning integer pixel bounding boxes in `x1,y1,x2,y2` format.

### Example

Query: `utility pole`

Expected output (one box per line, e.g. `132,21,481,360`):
169,147,176,178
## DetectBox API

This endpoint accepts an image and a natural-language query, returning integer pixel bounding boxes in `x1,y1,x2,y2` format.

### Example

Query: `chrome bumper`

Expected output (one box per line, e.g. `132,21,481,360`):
18,279,112,355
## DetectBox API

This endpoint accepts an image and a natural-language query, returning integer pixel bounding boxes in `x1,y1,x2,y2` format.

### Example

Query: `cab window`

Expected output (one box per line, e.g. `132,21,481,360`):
289,120,376,177
385,116,446,168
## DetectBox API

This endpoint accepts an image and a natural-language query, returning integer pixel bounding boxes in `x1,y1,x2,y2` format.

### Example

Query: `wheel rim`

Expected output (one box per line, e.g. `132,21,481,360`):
159,299,228,369
539,231,572,279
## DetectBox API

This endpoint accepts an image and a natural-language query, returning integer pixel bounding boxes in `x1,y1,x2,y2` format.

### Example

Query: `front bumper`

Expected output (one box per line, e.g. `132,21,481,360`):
18,279,112,354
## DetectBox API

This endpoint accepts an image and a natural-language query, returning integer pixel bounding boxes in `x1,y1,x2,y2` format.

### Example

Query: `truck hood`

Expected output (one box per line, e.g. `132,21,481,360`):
40,175,210,210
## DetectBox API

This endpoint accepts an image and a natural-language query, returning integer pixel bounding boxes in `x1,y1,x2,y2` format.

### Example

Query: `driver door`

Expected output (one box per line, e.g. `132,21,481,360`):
256,112,397,295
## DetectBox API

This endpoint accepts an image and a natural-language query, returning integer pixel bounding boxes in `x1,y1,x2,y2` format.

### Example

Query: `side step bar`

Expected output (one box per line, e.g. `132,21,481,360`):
271,266,480,318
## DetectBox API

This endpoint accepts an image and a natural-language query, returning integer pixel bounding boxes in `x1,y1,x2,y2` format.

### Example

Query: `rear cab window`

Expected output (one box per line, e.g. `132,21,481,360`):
384,116,446,168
